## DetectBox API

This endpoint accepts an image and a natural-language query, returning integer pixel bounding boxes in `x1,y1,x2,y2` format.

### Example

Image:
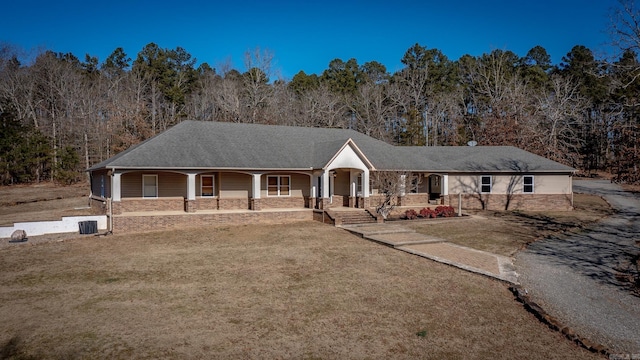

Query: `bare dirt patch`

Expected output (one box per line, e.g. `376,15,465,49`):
0,222,599,359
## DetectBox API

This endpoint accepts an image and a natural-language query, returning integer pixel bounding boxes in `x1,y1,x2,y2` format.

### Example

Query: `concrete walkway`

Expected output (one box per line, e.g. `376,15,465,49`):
517,180,640,354
341,223,519,284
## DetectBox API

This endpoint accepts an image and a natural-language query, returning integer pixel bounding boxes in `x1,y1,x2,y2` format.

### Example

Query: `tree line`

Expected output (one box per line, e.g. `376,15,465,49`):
1,3,639,185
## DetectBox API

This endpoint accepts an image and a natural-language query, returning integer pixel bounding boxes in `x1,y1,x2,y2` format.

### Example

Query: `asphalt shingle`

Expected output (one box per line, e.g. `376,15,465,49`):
89,121,575,173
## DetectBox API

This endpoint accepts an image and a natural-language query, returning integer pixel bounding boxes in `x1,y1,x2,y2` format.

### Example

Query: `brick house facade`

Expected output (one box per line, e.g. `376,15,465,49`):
88,121,576,232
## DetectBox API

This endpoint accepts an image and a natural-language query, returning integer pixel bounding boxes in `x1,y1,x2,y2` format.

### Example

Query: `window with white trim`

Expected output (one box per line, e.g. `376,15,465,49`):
201,175,215,197
480,175,492,193
267,175,290,196
142,174,158,198
357,174,363,196
523,175,534,193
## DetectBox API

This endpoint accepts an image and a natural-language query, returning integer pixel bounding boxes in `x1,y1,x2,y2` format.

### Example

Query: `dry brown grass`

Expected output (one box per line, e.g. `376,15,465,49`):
0,183,90,226
0,222,600,359
0,182,88,206
405,193,613,256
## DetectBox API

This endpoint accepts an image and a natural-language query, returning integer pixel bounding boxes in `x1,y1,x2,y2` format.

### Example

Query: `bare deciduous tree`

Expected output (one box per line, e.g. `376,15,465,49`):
533,75,589,165
348,81,395,141
370,171,416,219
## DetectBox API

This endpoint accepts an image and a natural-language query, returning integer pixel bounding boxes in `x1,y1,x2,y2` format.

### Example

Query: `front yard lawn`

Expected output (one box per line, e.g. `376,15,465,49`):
0,222,599,359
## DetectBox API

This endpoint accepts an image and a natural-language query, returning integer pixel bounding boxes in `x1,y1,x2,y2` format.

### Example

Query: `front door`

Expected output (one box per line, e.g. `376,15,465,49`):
429,175,441,201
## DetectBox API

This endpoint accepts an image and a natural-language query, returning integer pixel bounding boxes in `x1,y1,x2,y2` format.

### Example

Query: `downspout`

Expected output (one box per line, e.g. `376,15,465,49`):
108,197,113,234
88,172,93,207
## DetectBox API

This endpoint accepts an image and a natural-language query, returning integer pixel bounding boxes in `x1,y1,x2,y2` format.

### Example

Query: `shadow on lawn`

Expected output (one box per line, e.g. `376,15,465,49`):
488,211,594,238
0,335,79,360
0,336,38,360
524,214,640,296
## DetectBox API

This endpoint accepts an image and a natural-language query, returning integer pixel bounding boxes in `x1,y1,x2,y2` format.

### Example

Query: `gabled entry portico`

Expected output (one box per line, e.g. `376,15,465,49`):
313,139,372,209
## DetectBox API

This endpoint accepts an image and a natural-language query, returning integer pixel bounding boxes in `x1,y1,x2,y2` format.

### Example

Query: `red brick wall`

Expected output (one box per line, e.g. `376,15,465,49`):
113,210,314,233
326,195,349,208
112,197,185,214
368,194,400,208
111,197,307,212
218,198,250,210
197,198,218,210
260,196,306,209
444,193,573,211
399,194,430,206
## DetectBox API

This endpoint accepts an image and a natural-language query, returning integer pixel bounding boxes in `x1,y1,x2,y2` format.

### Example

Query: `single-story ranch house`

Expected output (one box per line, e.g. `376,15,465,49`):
88,120,575,232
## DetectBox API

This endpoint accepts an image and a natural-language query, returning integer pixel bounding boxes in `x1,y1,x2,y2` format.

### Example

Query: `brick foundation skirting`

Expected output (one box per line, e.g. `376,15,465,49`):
399,194,431,206
108,192,572,216
313,210,334,225
218,198,251,210
444,193,573,211
260,196,306,209
113,198,185,215
111,196,311,214
112,210,314,233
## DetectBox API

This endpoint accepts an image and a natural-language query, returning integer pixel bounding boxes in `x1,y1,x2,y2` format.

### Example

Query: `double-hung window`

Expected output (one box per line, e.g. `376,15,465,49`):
201,175,214,197
142,174,158,198
267,175,290,196
480,175,492,193
523,175,534,193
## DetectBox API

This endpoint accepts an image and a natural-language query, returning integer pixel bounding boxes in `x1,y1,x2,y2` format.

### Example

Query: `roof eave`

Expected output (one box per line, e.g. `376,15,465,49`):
89,166,315,172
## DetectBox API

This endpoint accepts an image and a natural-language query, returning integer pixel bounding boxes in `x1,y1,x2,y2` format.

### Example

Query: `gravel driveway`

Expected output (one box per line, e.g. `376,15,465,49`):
516,180,640,354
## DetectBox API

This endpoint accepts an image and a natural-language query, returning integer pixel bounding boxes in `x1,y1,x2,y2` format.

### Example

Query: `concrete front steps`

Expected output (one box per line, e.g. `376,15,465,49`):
326,209,379,225
340,223,441,247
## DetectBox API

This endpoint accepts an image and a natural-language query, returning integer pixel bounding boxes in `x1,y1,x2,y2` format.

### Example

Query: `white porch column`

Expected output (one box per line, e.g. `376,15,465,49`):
350,170,357,197
442,174,449,196
187,173,196,200
112,172,121,202
250,173,262,211
362,169,369,198
252,173,261,199
311,172,319,198
321,170,330,199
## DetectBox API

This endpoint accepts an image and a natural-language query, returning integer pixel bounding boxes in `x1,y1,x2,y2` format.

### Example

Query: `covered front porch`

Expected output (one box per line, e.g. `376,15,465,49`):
96,170,314,215
312,168,370,210
400,173,450,206
91,169,451,215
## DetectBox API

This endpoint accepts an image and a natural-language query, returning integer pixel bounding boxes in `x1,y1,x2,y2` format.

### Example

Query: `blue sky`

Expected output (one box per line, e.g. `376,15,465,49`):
2,0,618,79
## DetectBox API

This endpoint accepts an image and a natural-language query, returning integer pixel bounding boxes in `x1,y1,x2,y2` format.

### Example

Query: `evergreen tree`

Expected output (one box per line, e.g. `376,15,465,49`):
0,106,52,184
289,71,320,95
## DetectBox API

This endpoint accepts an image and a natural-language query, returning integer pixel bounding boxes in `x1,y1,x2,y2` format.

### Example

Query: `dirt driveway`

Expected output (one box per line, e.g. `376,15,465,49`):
516,180,640,354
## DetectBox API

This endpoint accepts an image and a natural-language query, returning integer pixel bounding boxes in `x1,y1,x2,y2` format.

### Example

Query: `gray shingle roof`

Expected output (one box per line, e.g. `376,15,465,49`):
88,120,575,173
408,146,575,172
